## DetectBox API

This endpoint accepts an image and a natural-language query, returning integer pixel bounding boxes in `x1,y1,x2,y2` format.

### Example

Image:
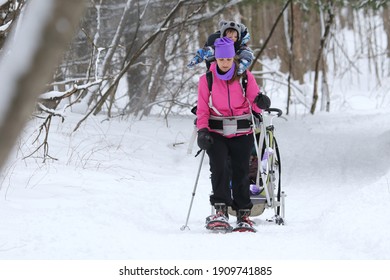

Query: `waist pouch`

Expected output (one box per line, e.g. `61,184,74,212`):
209,114,252,136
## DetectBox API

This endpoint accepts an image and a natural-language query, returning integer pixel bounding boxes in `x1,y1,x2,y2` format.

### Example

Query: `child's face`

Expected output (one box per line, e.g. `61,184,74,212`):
225,29,238,42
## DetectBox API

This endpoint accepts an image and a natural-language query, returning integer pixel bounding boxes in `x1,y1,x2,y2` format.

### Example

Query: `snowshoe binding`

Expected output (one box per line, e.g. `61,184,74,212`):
205,203,233,233
233,209,256,233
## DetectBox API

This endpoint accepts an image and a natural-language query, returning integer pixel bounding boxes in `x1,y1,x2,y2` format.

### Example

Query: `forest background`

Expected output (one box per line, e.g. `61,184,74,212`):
1,1,390,271
0,0,390,170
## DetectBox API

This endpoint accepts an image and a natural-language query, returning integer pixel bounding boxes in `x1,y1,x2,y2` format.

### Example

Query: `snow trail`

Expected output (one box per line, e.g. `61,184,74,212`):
0,111,390,259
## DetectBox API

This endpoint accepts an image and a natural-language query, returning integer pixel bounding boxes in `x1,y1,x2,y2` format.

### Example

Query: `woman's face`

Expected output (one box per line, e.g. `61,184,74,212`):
216,58,234,72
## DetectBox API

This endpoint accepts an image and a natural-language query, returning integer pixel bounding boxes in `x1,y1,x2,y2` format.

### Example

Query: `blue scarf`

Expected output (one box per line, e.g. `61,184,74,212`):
216,63,235,81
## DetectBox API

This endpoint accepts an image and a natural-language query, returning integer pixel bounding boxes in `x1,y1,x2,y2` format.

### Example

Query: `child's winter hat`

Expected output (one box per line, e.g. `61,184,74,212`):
219,20,243,41
214,37,235,58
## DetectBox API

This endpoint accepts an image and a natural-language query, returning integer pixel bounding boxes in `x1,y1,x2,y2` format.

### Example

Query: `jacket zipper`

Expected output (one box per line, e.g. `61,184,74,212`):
227,81,234,116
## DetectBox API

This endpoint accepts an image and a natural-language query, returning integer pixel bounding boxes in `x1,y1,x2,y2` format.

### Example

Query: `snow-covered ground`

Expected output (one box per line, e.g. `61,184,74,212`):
1,3,390,279
1,107,390,261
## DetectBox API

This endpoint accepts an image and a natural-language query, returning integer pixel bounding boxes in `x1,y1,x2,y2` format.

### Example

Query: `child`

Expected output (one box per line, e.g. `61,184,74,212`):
187,20,254,75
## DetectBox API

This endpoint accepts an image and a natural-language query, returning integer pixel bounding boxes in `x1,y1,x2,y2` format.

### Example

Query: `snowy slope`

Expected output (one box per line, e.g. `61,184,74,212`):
1,108,390,260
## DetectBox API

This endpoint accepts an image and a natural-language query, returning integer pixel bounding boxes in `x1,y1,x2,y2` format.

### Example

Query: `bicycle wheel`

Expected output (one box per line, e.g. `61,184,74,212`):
267,135,284,224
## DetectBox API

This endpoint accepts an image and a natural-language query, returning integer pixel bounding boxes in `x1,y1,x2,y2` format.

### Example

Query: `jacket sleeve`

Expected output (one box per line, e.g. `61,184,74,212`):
245,71,262,113
237,46,254,74
237,46,254,64
196,75,211,130
239,23,250,45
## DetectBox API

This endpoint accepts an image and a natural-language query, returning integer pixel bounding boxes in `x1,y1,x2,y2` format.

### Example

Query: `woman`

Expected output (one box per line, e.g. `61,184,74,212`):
196,37,270,232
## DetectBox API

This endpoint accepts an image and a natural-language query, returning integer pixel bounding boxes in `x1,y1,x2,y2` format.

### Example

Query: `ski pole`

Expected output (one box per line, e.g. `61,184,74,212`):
180,149,206,231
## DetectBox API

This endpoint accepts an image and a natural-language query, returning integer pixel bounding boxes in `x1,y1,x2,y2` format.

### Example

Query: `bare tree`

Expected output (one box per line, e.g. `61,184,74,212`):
69,0,241,129
250,0,292,71
284,0,294,115
310,0,334,114
0,0,86,172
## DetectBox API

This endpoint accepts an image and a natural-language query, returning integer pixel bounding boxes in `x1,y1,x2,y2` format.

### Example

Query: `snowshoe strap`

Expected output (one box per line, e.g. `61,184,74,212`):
233,222,256,233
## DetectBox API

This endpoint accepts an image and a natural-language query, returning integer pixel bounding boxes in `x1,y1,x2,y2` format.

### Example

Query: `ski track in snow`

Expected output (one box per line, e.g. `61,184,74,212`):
0,111,390,259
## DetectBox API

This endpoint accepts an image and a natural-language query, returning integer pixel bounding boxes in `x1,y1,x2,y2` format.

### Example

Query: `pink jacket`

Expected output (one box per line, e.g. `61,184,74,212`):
196,63,261,137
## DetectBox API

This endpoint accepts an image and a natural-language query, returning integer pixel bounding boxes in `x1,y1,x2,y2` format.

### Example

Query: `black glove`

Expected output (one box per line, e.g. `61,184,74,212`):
197,128,213,150
254,93,271,110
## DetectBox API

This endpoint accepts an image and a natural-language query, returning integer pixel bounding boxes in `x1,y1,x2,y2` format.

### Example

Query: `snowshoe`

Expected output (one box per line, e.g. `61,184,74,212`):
232,209,256,233
205,203,233,233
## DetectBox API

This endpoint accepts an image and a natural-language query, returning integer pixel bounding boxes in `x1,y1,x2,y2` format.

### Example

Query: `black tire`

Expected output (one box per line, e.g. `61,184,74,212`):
270,136,282,216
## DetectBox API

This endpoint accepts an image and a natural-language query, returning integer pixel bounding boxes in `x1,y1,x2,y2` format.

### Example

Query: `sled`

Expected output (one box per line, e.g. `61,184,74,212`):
225,108,286,225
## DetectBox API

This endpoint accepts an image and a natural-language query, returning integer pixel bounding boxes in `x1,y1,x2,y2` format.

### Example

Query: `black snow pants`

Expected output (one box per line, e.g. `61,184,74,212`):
207,132,254,211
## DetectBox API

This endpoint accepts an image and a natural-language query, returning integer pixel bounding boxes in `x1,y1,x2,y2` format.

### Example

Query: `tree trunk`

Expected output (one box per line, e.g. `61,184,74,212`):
0,0,86,172
285,0,294,116
310,0,334,114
